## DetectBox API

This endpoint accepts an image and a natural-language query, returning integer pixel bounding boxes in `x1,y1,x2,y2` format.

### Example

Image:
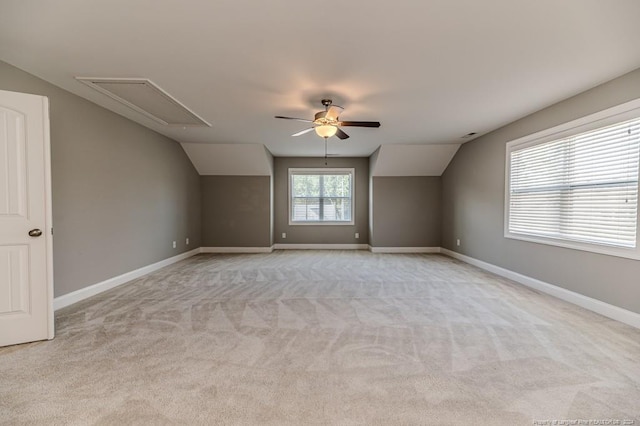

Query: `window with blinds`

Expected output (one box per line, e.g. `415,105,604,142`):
506,115,640,253
289,168,354,225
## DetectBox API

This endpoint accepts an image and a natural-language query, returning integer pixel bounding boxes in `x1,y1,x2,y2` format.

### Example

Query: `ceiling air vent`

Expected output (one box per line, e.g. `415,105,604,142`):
75,77,211,127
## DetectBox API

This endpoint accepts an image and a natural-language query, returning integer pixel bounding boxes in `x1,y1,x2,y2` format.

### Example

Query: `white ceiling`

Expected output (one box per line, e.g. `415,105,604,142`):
1,0,640,157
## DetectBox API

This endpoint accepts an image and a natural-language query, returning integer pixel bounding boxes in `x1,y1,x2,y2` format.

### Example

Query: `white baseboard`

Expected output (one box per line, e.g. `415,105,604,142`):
440,248,640,329
369,246,441,253
200,246,273,253
273,243,369,250
54,248,201,311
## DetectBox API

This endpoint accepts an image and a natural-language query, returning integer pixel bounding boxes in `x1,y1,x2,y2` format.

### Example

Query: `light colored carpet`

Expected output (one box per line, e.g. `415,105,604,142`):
1,251,639,425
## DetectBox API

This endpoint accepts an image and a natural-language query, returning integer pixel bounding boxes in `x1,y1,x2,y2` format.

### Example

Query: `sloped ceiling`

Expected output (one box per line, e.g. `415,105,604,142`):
182,144,273,176
1,1,640,158
371,145,461,176
182,143,460,177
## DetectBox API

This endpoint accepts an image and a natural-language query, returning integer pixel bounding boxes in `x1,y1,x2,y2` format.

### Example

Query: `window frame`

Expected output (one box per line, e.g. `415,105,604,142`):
504,98,640,261
288,167,355,226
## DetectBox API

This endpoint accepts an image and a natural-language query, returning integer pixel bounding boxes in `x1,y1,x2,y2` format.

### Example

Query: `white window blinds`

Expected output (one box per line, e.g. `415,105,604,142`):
508,117,640,248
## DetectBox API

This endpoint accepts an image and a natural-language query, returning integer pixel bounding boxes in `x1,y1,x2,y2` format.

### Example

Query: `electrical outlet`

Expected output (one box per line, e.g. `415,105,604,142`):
186,237,189,245
355,232,360,239
282,233,286,239
456,239,460,246
172,241,177,249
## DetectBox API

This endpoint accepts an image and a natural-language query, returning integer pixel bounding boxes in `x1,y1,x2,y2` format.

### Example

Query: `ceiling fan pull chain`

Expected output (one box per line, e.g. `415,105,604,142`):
324,137,328,165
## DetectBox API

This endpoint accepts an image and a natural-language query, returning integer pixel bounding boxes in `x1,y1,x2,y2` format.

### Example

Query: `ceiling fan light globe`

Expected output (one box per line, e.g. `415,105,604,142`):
315,125,337,138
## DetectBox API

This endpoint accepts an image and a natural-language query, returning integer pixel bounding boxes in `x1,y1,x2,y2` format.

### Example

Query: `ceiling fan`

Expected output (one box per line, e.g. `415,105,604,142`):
275,99,381,140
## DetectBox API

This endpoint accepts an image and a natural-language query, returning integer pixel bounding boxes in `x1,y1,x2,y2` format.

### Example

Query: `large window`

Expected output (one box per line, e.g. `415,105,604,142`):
505,103,640,259
289,168,354,225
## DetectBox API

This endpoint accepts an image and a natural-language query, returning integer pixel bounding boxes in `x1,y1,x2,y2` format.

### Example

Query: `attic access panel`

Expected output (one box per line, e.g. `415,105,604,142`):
75,77,211,127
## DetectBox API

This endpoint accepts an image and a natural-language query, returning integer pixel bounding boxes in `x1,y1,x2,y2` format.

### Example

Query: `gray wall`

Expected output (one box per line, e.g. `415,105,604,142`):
0,61,201,297
367,149,379,245
274,157,369,244
201,176,271,247
442,67,640,314
265,148,275,246
371,177,441,247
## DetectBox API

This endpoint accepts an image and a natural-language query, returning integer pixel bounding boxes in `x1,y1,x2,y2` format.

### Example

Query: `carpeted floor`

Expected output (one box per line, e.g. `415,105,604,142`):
1,251,639,425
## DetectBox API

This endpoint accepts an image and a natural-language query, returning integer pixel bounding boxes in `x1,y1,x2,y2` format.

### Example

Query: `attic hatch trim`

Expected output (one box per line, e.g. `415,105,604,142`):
75,77,211,127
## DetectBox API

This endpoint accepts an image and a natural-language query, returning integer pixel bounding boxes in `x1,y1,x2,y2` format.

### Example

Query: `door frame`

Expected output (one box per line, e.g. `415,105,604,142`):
42,96,54,339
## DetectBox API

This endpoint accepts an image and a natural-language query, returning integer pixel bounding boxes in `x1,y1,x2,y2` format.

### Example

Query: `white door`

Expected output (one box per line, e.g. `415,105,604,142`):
0,89,54,347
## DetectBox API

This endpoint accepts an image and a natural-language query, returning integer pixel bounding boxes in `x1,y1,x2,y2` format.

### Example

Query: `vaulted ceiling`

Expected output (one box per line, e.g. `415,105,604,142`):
2,0,640,158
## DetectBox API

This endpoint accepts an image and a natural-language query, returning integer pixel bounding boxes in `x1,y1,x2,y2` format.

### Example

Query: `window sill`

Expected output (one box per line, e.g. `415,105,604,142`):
289,221,354,226
504,232,640,261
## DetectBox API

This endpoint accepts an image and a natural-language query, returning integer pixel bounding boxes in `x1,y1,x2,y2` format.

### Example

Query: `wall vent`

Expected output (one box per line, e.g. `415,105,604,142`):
75,77,211,127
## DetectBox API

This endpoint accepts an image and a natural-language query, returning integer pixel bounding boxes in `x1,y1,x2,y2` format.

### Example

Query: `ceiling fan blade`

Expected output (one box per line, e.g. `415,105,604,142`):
325,105,344,120
335,128,350,140
291,127,315,137
275,116,313,123
339,121,381,128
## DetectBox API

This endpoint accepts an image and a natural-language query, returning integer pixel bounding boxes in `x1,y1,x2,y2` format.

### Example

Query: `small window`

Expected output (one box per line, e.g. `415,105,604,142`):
505,102,640,259
289,168,354,225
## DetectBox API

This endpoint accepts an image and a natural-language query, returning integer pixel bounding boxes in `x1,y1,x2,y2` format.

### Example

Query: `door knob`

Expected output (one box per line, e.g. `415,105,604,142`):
28,229,43,237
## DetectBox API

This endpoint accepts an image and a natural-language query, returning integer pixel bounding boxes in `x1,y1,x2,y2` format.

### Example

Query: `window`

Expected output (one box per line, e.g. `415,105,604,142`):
505,101,640,259
289,168,354,225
